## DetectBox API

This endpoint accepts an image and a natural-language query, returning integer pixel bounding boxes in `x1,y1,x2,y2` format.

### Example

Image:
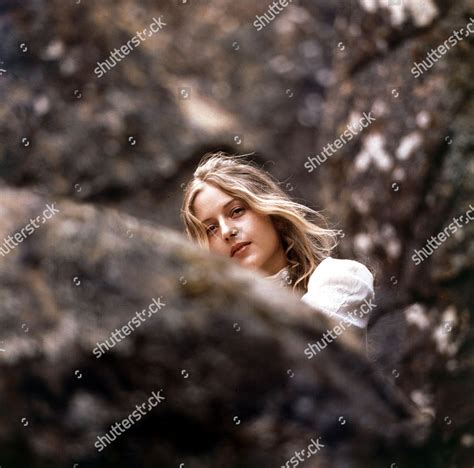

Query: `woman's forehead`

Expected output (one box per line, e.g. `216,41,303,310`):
193,183,235,220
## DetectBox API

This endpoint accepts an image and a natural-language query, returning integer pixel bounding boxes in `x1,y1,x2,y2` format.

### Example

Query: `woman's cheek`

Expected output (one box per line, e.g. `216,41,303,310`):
208,236,221,254
242,214,258,237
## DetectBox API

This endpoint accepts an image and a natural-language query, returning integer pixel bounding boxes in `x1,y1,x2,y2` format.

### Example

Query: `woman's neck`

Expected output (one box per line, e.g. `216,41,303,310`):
260,247,289,276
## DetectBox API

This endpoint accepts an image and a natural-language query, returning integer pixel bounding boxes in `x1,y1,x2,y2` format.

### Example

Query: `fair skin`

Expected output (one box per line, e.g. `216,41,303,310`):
192,182,288,275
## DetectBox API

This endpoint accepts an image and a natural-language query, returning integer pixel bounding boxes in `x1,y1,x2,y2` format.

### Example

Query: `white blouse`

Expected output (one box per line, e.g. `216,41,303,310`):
265,257,375,329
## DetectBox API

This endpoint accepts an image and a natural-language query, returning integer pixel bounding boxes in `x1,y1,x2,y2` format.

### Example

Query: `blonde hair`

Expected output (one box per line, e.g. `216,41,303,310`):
180,151,339,293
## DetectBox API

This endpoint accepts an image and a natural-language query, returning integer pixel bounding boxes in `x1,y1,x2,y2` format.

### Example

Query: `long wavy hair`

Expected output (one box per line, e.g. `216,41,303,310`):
180,151,339,293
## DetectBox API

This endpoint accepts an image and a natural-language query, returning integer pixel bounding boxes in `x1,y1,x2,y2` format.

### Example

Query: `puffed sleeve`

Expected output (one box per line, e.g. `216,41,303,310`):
301,257,375,328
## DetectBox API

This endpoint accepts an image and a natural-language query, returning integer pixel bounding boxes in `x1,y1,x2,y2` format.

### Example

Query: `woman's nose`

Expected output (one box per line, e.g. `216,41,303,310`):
221,222,238,240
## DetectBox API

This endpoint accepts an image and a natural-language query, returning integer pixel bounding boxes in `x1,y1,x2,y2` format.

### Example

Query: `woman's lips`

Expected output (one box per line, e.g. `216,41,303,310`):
232,242,251,257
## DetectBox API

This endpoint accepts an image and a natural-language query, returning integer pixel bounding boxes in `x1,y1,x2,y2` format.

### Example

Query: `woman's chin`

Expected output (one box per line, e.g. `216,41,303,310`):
235,255,259,270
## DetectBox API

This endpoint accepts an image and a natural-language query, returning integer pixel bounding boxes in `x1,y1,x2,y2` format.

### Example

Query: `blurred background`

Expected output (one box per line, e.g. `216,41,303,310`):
0,0,473,466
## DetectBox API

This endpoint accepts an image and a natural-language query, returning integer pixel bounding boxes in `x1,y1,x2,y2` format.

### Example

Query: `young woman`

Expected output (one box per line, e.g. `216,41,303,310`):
180,151,375,333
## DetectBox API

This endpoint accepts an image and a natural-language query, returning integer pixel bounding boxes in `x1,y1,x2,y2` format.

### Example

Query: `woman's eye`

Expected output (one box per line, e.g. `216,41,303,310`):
232,207,244,216
206,225,217,235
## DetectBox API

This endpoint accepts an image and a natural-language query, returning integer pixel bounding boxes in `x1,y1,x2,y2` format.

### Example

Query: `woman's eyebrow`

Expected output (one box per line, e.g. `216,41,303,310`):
202,199,237,224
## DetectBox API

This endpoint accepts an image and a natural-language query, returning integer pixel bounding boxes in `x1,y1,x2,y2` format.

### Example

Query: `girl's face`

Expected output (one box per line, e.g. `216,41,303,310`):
192,182,288,275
